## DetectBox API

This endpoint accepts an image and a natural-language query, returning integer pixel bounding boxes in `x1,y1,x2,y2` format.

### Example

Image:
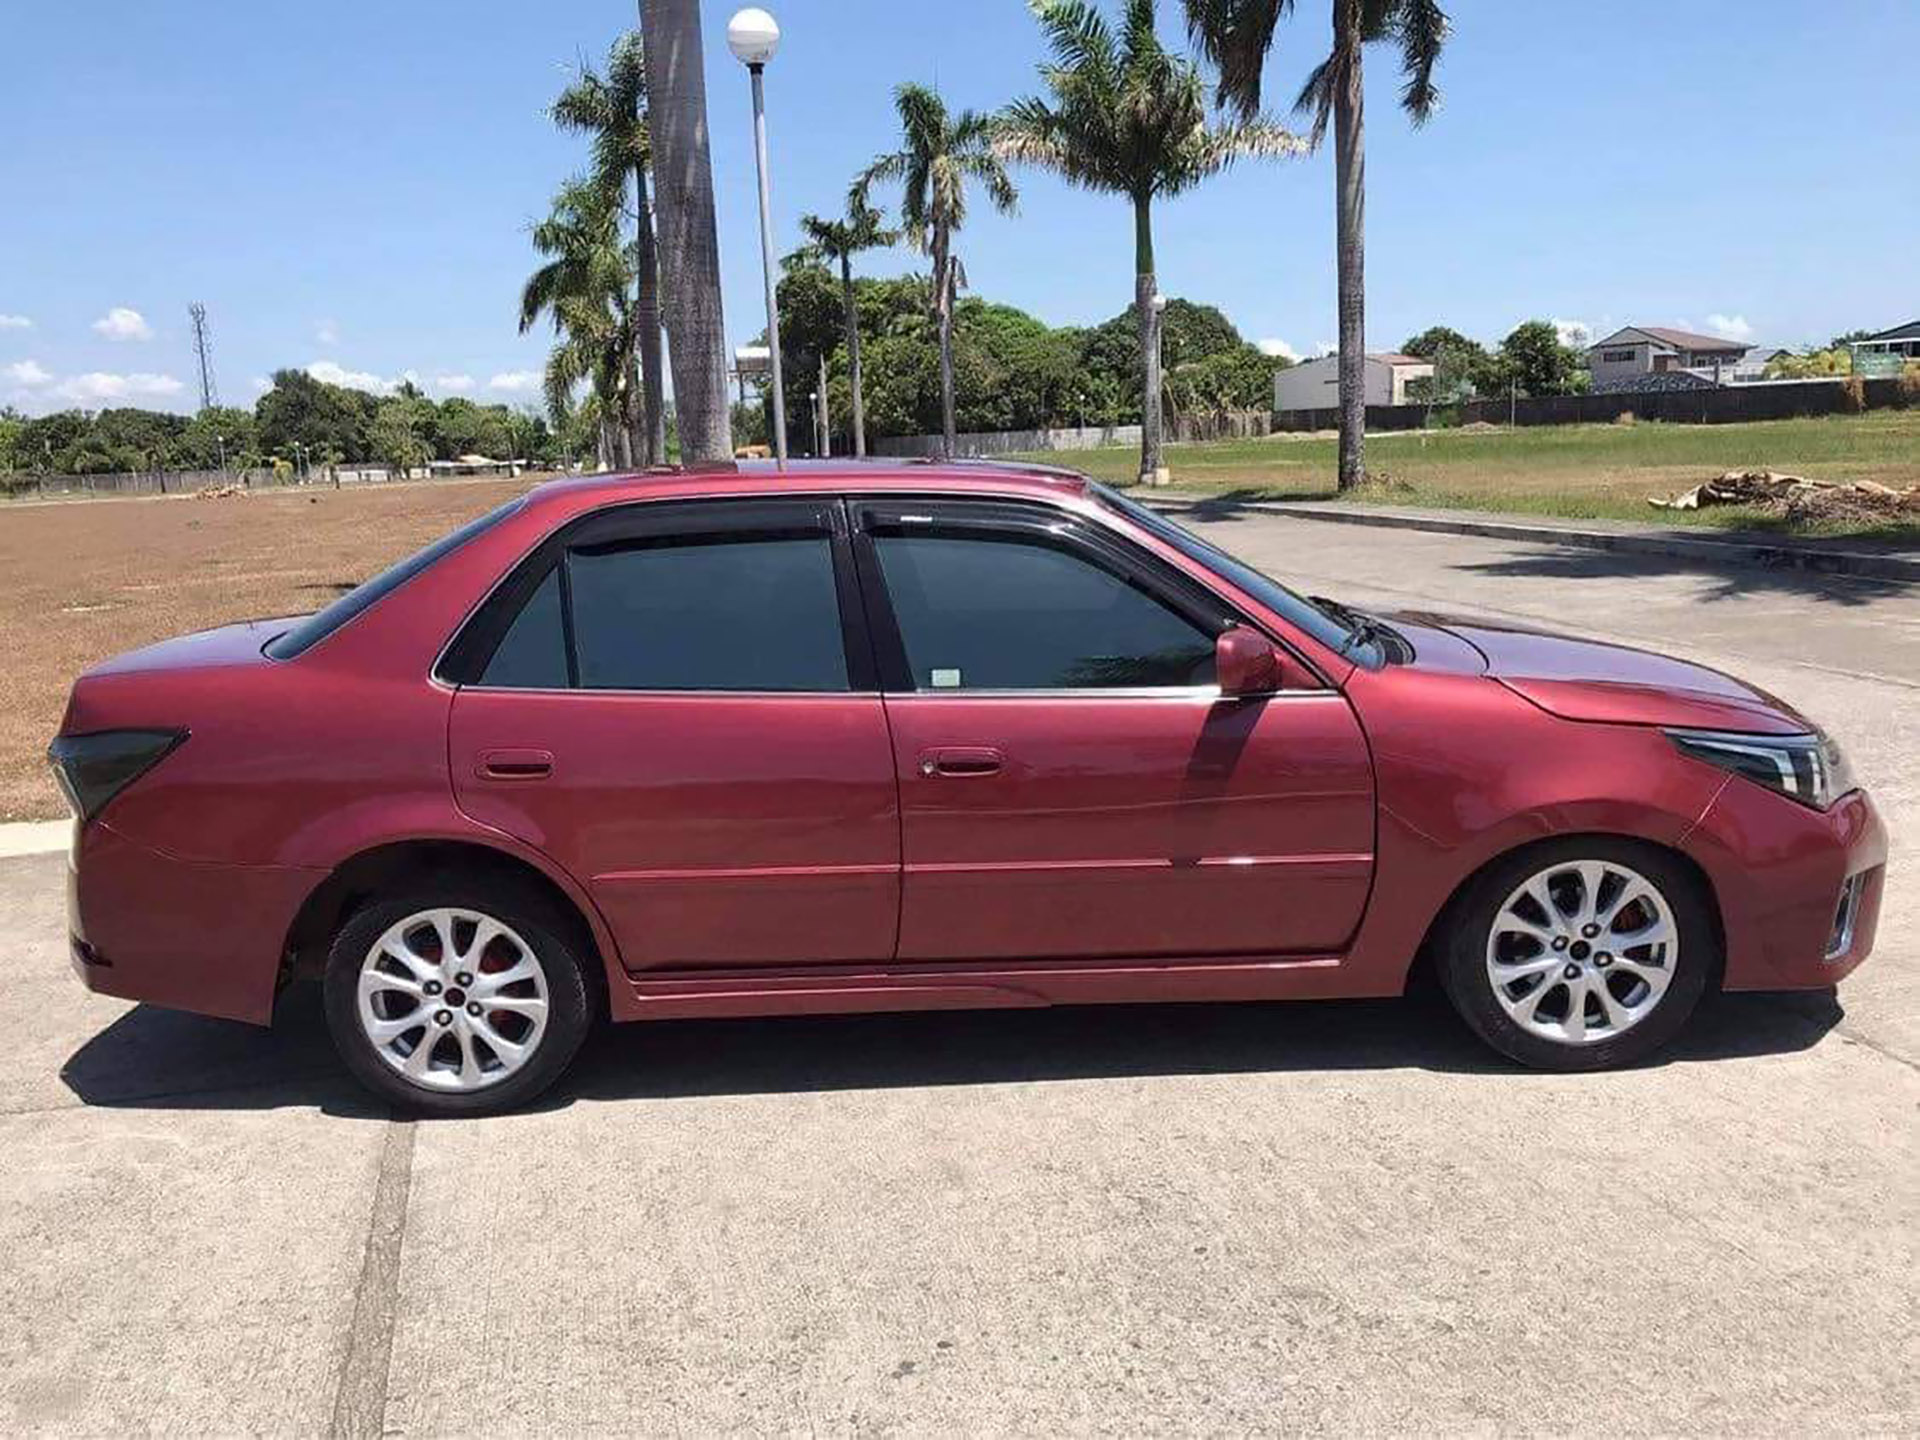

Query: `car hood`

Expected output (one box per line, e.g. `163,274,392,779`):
1390,610,1813,735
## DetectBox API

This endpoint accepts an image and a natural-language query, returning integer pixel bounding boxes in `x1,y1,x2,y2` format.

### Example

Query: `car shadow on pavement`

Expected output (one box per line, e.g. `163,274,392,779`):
60,982,1846,1114
1453,543,1914,608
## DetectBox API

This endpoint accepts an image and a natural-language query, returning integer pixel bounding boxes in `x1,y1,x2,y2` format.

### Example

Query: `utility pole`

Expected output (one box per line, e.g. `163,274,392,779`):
188,303,219,411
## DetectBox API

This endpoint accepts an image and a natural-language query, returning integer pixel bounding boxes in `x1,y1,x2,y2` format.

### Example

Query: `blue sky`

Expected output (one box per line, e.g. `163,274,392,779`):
4,0,1915,416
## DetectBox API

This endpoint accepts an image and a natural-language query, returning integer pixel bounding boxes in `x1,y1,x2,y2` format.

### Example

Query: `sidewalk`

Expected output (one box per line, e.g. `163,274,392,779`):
1155,499,1920,583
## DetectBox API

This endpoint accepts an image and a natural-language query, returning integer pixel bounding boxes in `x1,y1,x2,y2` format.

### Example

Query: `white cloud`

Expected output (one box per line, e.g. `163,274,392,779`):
0,314,31,330
250,375,270,392
91,306,153,341
1314,339,1336,357
1552,318,1592,348
305,359,400,394
316,318,340,346
3,359,52,385
434,373,476,393
1256,338,1299,361
1705,312,1755,342
487,370,540,393
51,371,184,404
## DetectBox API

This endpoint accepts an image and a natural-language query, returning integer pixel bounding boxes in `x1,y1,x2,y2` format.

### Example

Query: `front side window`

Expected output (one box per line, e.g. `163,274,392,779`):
873,531,1215,691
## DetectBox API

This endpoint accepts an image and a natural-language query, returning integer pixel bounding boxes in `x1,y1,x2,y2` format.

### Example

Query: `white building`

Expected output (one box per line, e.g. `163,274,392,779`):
1272,352,1434,413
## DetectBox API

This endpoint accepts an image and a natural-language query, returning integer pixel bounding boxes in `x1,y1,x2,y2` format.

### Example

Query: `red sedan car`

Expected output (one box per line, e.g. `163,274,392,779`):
54,463,1886,1113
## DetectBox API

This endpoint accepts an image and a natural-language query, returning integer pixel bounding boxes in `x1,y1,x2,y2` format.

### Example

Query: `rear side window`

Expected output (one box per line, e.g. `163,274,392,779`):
873,532,1216,690
266,498,525,660
478,567,568,688
569,535,848,691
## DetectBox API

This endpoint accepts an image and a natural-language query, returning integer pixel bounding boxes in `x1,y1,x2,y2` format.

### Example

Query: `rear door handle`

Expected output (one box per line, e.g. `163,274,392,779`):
477,748,554,781
918,746,1005,778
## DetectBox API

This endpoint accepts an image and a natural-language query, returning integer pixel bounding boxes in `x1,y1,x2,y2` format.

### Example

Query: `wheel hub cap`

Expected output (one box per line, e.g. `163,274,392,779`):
1485,860,1678,1046
355,907,551,1092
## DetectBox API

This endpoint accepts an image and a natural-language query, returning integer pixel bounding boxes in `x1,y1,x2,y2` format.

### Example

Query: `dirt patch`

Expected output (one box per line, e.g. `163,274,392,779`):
0,477,530,820
1650,470,1920,526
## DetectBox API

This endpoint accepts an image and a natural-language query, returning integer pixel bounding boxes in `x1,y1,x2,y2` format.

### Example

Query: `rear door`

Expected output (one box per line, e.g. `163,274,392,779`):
446,497,900,971
853,497,1375,962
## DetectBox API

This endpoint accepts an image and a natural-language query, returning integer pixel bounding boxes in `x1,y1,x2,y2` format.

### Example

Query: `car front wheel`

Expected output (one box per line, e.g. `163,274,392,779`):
1438,840,1715,1071
322,881,595,1115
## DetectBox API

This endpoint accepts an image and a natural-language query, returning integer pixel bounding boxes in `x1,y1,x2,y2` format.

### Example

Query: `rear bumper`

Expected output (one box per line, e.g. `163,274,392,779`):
67,821,322,1025
1687,783,1888,990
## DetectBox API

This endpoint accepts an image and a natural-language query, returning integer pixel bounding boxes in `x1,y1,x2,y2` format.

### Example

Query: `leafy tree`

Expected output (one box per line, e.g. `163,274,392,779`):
550,31,665,465
0,407,21,473
369,395,434,471
172,406,259,469
521,177,638,468
257,369,375,462
857,83,1019,457
1188,0,1450,489
1767,347,1850,379
791,195,898,455
1498,319,1583,396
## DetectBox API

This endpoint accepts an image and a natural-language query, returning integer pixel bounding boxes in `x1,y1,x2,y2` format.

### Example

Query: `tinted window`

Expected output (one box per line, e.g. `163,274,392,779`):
266,498,524,660
569,535,849,691
1091,484,1362,659
873,532,1215,690
478,566,568,688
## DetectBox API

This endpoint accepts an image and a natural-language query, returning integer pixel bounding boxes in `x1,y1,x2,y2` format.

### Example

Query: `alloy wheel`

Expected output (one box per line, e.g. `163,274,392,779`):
1484,859,1679,1046
356,907,551,1092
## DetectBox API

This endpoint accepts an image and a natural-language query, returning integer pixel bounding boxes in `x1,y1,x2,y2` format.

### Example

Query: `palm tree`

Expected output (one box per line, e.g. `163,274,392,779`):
520,179,637,469
549,31,666,466
1001,0,1301,486
641,0,733,462
1184,0,1448,490
857,84,1018,457
791,197,899,457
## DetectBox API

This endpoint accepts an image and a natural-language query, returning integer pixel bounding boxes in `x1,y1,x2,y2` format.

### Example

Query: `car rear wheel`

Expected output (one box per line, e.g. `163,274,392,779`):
1438,839,1714,1071
322,881,594,1115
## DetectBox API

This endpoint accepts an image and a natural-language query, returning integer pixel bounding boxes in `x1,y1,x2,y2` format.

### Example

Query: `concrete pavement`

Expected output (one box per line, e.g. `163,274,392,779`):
4,514,1914,1435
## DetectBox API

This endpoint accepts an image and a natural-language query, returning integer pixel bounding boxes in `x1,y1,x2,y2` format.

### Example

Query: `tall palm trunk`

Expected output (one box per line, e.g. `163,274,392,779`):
1333,0,1366,491
632,162,667,464
841,254,868,457
641,0,731,462
1133,193,1166,486
932,228,957,456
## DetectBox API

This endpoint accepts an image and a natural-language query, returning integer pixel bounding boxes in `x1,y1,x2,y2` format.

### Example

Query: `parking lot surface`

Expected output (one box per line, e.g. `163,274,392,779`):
4,514,1914,1435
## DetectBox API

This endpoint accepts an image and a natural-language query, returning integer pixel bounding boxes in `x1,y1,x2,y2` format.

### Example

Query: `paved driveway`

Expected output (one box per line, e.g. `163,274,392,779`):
4,515,1914,1435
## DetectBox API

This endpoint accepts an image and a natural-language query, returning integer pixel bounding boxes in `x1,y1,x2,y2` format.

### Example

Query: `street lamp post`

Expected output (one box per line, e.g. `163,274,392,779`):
728,8,787,467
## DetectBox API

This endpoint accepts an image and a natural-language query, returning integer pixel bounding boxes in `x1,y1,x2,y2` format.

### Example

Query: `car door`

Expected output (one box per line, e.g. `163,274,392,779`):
852,497,1375,962
445,497,900,971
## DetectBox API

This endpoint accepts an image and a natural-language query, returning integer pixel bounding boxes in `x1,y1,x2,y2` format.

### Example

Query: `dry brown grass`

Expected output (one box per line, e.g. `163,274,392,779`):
0,477,530,820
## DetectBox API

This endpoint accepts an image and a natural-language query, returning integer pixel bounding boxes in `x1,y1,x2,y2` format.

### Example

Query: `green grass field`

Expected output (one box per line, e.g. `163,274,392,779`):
1016,411,1920,538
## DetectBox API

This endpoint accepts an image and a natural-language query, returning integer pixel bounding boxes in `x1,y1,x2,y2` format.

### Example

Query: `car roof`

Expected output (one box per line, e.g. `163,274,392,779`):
522,458,1095,512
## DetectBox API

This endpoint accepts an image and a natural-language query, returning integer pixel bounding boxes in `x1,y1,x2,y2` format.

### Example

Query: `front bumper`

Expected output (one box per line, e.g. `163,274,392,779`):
1685,782,1888,990
68,820,322,1025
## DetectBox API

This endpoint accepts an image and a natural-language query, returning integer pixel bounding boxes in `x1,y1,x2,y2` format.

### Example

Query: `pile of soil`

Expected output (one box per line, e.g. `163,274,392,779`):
1649,470,1920,525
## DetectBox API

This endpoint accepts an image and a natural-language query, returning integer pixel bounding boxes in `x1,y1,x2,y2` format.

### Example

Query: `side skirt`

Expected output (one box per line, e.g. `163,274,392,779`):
607,952,1392,1023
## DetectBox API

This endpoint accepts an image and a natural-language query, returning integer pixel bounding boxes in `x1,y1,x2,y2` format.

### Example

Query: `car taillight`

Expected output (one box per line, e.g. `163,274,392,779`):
46,729,187,823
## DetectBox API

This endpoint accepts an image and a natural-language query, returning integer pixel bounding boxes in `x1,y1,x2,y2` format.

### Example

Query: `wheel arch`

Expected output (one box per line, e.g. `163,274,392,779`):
281,837,616,1002
1406,830,1727,994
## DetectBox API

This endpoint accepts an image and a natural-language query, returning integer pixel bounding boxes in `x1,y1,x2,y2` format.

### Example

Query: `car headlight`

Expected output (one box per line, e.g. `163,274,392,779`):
1665,727,1856,810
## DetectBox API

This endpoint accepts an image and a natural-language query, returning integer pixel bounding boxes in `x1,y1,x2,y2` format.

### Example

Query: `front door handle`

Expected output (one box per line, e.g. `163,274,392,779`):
918,746,1005,778
477,748,554,781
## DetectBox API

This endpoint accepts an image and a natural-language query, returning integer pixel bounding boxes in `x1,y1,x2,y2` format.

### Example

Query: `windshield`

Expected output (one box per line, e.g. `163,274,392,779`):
1092,484,1379,663
265,497,526,660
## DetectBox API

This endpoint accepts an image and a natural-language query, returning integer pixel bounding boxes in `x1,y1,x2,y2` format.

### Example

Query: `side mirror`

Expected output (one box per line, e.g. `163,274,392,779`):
1216,626,1283,697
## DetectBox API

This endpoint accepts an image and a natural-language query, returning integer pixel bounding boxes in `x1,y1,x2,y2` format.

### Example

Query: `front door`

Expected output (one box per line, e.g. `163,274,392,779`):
853,499,1376,962
448,498,899,971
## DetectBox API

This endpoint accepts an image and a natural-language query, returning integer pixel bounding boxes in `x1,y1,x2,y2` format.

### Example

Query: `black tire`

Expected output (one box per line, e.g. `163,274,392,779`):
322,877,596,1116
1436,838,1715,1072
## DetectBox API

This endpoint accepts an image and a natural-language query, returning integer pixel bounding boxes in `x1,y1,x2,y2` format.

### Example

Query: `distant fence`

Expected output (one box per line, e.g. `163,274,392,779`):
4,461,527,502
872,411,1268,458
1272,376,1906,434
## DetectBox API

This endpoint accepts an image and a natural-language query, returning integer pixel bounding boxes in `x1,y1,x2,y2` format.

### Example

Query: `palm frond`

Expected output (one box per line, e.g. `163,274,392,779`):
1183,0,1296,118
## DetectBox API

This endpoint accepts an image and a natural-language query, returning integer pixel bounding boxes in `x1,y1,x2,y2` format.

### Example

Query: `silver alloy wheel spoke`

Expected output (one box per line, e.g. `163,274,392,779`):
356,907,550,1093
1486,859,1678,1047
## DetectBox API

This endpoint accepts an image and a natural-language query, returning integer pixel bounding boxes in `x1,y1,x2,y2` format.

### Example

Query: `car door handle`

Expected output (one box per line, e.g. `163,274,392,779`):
918,746,1005,778
477,748,554,781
